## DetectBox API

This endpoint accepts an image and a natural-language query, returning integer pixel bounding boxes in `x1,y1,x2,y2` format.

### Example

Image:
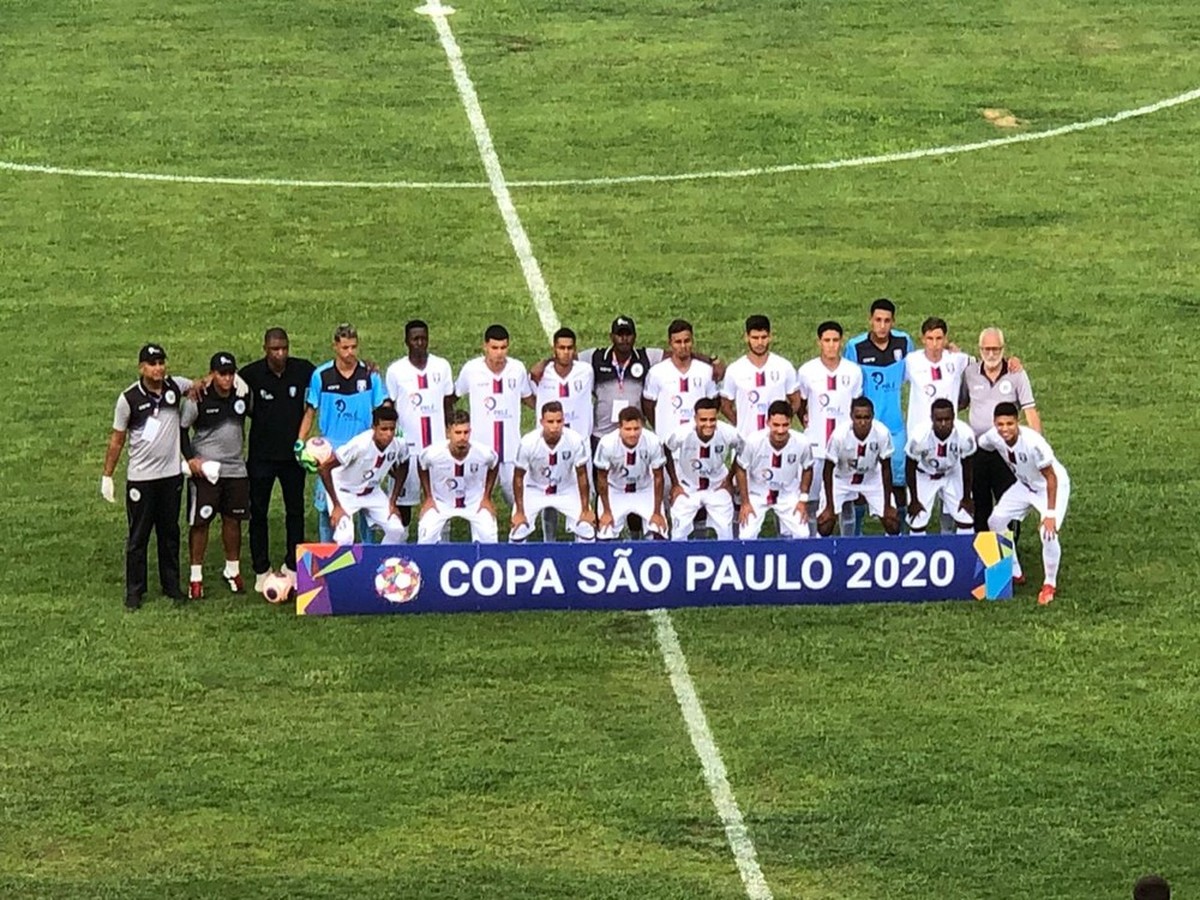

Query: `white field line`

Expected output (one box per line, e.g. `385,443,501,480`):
2,86,1197,192
415,3,772,897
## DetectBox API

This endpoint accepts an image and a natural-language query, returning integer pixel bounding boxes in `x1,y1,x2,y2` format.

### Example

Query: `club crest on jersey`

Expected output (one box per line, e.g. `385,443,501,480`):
893,349,903,362
164,390,176,404
563,450,572,459
999,382,1013,394
573,379,585,392
786,453,797,463
469,463,480,473
869,442,878,451
289,386,297,397
769,370,780,382
715,444,725,454
234,399,246,415
1018,453,1028,463
630,363,644,378
841,374,852,385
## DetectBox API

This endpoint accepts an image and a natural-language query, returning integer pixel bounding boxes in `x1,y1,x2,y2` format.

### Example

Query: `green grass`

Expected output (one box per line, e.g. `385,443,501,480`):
2,0,1199,897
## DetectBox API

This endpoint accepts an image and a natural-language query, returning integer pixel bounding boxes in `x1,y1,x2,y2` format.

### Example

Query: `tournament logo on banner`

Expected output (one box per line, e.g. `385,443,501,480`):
296,534,1013,616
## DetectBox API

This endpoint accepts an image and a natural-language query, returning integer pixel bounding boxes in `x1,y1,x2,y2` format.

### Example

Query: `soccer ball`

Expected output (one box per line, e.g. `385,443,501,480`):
374,557,422,604
261,570,293,604
298,437,334,473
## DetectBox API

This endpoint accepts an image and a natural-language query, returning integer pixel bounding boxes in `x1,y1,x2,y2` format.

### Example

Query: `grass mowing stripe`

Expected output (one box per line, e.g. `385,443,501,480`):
418,4,770,895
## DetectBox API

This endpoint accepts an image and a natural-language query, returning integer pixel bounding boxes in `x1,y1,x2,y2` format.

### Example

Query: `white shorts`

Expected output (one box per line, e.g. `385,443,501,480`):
910,469,970,530
988,471,1071,533
328,489,406,545
671,487,735,540
830,474,888,518
598,489,665,540
510,488,595,542
739,491,809,540
417,503,498,544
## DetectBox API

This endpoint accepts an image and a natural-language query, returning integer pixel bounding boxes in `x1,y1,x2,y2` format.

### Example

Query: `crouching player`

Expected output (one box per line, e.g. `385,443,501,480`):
593,407,668,540
510,402,596,542
731,400,814,539
317,406,409,546
978,401,1070,605
664,397,743,540
905,398,977,534
417,410,500,544
819,397,899,536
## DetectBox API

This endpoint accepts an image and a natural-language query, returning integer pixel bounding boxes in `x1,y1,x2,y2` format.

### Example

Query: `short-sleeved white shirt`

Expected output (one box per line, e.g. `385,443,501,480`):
643,359,717,433
419,440,499,509
534,361,594,435
332,429,409,497
665,421,743,492
514,427,589,496
593,430,666,494
795,357,864,457
720,352,798,438
826,421,894,481
904,350,972,437
385,354,454,452
977,427,1066,491
736,429,813,496
455,357,532,463
905,420,978,476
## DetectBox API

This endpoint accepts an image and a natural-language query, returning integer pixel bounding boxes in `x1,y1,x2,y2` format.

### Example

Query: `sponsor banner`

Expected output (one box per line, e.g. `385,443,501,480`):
296,533,1014,616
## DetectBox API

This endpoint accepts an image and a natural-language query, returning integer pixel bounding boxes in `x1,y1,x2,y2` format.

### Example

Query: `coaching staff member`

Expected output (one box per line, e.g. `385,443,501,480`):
239,327,315,591
101,343,191,610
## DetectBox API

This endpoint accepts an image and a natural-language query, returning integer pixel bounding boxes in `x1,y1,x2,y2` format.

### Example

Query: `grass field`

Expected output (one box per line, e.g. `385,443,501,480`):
2,1,1199,897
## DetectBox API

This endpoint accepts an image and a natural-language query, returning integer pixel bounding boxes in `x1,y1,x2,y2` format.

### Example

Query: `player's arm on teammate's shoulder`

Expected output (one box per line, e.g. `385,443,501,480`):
529,356,551,384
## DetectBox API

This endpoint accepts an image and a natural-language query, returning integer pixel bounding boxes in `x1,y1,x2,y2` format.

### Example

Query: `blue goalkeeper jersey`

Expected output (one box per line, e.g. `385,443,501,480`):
844,330,913,436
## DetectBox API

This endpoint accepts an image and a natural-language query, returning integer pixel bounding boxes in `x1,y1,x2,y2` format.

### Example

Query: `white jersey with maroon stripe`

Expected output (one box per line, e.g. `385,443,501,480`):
903,349,971,437
385,354,454,452
514,427,589,496
419,440,499,511
331,429,409,497
905,420,977,476
977,427,1066,492
534,361,594,435
720,352,798,438
593,430,666,494
455,357,532,464
795,357,863,458
736,429,813,502
826,420,894,483
664,421,742,493
643,358,717,433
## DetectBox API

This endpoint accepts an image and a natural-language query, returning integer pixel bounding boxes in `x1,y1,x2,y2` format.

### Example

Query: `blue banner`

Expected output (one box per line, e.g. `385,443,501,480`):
296,532,1014,616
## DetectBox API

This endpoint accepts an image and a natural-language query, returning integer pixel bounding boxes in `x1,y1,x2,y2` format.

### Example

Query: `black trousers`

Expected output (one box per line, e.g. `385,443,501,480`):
248,458,307,574
973,449,1021,541
125,475,183,604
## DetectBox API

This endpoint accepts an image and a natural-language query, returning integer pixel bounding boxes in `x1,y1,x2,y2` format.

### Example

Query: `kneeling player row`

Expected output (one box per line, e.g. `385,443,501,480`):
317,395,1068,554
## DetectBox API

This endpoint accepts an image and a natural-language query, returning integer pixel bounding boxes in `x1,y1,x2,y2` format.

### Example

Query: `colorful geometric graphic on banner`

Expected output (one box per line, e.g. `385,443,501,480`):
296,534,1013,616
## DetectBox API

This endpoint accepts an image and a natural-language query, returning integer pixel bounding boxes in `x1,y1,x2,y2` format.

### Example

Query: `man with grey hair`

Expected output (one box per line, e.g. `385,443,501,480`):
298,323,389,542
961,327,1040,572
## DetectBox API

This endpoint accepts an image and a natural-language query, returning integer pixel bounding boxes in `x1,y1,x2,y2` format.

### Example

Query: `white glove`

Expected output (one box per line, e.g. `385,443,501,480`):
200,460,221,484
234,374,250,399
181,459,193,476
101,475,116,503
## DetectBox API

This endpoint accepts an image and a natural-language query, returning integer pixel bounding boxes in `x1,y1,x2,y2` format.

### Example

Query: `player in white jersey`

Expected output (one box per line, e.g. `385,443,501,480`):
593,407,668,539
509,402,596,542
819,397,900,536
904,399,977,534
533,327,595,435
796,320,864,531
417,410,500,544
664,398,743,540
904,316,972,439
384,319,455,519
317,407,410,546
730,401,814,540
453,323,534,505
642,319,718,434
720,314,800,438
977,402,1070,606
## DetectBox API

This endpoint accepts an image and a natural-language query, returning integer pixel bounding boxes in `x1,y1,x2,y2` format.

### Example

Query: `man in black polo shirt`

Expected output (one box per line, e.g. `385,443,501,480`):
239,328,315,591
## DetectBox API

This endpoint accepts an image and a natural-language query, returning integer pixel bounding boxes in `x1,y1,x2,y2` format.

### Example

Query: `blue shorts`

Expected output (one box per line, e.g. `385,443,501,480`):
889,430,907,489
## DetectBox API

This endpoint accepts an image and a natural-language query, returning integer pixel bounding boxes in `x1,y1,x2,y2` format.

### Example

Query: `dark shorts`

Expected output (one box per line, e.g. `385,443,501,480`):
189,476,250,525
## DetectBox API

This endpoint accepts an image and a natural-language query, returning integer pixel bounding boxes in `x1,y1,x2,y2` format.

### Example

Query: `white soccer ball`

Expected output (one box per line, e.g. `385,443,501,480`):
261,570,293,604
374,556,422,604
299,437,334,473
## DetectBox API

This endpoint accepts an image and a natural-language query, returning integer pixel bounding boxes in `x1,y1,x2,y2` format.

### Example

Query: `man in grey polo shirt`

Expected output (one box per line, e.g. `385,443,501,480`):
102,344,192,610
961,327,1042,553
